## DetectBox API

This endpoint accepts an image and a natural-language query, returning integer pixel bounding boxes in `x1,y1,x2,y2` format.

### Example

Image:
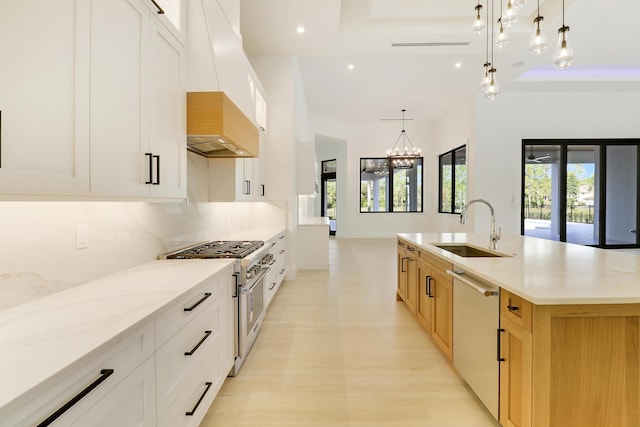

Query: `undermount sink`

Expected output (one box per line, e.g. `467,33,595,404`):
432,243,509,258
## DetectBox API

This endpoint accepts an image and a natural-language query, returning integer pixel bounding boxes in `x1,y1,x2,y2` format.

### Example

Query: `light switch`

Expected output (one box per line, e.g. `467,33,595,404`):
76,225,89,249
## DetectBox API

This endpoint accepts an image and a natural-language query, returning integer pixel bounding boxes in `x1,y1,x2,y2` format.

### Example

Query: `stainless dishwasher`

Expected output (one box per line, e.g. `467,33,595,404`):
449,267,500,420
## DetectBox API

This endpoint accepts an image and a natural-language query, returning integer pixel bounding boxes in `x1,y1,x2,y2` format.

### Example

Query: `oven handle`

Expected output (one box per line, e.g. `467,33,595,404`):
241,268,270,294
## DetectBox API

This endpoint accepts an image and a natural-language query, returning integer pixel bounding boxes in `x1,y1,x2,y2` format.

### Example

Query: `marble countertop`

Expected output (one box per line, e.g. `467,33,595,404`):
298,217,330,226
0,259,234,411
398,232,640,305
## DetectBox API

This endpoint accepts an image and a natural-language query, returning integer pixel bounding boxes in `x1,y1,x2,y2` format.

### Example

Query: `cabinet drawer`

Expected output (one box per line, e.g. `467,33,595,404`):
155,273,225,346
70,356,156,427
157,346,227,427
2,321,154,427
156,292,225,418
417,249,452,273
500,290,533,331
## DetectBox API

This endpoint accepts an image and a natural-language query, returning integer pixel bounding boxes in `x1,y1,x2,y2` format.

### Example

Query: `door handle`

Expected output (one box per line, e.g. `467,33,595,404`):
153,155,160,185
145,153,153,184
497,328,505,362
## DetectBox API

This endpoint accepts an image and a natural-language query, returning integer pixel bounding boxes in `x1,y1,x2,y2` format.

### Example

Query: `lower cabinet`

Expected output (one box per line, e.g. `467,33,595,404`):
498,314,532,427
499,290,640,427
396,239,417,314
71,357,157,427
1,266,234,427
265,233,286,308
1,321,155,427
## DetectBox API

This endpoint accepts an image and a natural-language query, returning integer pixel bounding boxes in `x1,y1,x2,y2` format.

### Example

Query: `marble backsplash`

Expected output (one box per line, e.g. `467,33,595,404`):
0,200,285,310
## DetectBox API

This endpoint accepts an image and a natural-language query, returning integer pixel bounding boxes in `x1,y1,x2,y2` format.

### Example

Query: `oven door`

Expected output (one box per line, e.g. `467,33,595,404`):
236,268,269,370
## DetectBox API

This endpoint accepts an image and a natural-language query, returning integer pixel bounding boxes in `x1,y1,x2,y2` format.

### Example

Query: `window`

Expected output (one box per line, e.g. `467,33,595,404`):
522,139,640,249
439,145,467,214
360,158,423,212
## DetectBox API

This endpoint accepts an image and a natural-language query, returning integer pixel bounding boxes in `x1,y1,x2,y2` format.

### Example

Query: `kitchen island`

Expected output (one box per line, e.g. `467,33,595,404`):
397,232,640,427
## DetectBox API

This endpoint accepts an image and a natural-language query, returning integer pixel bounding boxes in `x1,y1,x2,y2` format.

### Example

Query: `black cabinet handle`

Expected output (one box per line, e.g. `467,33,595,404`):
269,282,277,290
232,273,239,298
149,0,165,14
183,293,212,312
37,369,114,427
507,305,519,312
279,268,285,274
153,155,160,185
401,257,407,272
279,235,285,240
427,276,434,298
261,184,265,196
497,328,505,362
184,331,212,356
185,382,213,416
279,249,285,255
244,180,251,195
145,153,153,184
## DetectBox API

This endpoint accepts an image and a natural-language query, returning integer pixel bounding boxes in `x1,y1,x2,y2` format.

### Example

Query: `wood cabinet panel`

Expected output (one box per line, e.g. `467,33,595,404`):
499,315,532,427
431,268,453,360
501,290,533,332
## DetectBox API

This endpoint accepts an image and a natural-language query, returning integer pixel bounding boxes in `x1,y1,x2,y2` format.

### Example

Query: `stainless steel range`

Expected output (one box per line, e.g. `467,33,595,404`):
161,240,271,375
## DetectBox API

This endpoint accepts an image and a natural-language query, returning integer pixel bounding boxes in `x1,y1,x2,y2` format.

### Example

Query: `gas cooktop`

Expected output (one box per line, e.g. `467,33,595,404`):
163,240,264,259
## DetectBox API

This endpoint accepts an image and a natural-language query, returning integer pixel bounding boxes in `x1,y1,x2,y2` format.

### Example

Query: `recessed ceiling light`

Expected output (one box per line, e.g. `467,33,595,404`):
348,64,355,70
296,26,305,34
455,62,462,68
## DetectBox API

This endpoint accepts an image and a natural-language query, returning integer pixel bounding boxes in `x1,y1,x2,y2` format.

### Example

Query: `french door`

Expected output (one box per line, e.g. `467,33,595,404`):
521,139,640,249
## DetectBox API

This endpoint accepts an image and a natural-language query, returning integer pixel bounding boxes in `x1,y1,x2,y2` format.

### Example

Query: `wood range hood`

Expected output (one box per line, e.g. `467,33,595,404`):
186,92,259,158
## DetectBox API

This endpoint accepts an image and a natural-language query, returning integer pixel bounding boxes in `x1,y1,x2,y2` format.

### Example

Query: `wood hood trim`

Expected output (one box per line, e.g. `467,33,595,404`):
187,92,259,158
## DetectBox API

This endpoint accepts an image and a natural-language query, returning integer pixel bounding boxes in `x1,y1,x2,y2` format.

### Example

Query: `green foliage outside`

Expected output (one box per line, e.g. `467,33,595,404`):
441,164,467,212
524,163,595,224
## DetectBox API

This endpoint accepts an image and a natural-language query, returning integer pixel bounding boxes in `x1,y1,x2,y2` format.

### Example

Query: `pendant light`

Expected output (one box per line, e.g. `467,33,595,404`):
501,0,518,27
480,0,491,90
472,1,486,34
553,0,574,69
495,0,509,49
513,0,526,10
529,0,547,54
386,110,421,169
484,0,500,100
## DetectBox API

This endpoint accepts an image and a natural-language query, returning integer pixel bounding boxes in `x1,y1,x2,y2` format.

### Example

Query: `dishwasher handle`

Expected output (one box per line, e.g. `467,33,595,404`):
447,269,498,297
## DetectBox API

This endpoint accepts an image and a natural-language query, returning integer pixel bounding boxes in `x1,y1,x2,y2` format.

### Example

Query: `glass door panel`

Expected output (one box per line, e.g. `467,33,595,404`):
566,145,598,245
605,145,637,245
523,145,561,241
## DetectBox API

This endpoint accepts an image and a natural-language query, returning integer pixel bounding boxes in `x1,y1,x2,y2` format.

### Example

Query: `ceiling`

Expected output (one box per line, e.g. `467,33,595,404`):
239,0,640,124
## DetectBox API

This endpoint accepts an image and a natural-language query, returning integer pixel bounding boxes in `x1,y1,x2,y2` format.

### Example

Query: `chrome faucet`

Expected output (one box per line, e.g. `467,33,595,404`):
460,199,501,250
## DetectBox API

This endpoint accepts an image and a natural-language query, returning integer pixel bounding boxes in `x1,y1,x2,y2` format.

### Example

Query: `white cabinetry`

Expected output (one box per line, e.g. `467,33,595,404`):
90,0,186,198
155,265,234,427
264,232,286,308
0,321,156,427
208,155,267,201
0,0,90,195
297,143,318,195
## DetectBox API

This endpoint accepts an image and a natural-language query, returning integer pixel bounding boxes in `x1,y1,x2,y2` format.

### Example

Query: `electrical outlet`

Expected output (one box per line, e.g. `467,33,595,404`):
76,225,89,249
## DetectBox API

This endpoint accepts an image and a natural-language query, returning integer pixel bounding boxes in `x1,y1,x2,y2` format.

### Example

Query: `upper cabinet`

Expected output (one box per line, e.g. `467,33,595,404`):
0,0,90,195
0,0,186,199
91,0,186,198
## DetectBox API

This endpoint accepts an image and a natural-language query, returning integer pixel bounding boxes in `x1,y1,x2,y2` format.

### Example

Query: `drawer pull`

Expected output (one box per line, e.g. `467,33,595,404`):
184,330,212,356
426,276,434,298
279,268,285,275
37,369,114,427
149,0,165,14
279,249,285,255
185,382,213,416
507,305,519,312
269,282,277,290
497,329,505,362
184,292,212,312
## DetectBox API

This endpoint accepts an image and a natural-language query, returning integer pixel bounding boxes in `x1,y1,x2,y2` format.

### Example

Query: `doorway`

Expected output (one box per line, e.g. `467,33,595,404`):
522,140,640,248
321,159,337,235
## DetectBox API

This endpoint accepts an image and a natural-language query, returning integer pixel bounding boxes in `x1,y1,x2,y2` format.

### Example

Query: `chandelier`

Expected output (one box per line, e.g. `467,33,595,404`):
386,109,421,169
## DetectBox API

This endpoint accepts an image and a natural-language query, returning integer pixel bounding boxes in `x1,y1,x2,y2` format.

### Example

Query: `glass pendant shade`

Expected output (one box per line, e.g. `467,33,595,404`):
529,16,547,54
513,0,526,10
472,4,486,33
501,1,518,27
480,62,492,90
553,26,574,69
496,20,509,48
484,74,500,100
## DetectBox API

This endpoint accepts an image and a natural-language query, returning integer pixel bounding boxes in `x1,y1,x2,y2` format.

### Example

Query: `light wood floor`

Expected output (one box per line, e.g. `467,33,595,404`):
201,238,499,427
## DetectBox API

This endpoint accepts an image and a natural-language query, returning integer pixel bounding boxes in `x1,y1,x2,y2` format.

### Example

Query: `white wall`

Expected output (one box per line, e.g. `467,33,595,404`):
474,91,640,235
311,114,444,238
